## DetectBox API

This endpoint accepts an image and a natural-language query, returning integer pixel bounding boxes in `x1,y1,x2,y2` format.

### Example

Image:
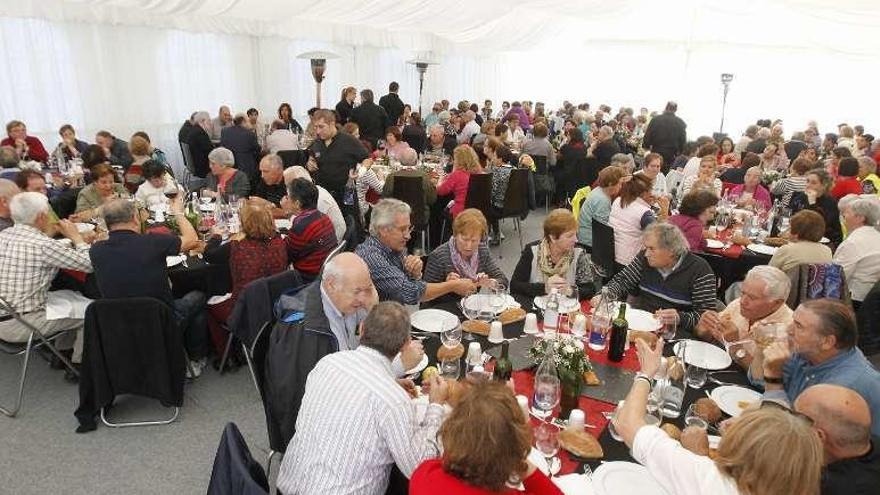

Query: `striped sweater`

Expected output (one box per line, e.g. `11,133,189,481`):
603,251,716,335
285,209,338,278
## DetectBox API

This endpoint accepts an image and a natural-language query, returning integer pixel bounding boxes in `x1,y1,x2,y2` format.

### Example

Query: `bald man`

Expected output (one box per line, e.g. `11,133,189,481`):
794,384,880,495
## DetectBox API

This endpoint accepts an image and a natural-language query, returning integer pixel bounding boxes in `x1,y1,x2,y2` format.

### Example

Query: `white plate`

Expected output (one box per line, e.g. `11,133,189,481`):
274,219,292,230
534,295,581,313
75,222,95,234
710,385,762,417
820,236,830,244
592,461,670,495
166,255,187,268
410,309,459,332
627,309,662,332
404,354,429,376
462,293,517,314
673,340,732,370
747,243,777,256
705,239,724,249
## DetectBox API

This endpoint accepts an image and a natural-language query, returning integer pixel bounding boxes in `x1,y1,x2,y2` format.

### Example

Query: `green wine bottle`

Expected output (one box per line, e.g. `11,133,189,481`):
493,341,513,381
609,303,628,362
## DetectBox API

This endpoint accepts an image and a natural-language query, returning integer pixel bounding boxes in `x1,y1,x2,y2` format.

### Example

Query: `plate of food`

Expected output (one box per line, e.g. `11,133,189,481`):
710,385,762,417
673,340,732,370
705,239,724,249
410,309,459,333
534,295,581,313
404,354,429,376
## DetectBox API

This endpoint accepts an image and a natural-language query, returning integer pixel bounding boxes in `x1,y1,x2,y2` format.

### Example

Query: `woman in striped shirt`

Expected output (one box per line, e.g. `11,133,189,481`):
772,156,811,209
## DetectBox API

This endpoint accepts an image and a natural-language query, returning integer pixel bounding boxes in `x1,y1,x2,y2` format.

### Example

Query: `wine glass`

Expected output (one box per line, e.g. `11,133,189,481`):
532,373,561,420
459,296,477,342
534,422,561,476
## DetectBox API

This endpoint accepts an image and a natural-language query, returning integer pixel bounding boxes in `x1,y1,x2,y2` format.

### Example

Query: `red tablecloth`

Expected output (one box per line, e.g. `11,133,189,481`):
704,227,745,259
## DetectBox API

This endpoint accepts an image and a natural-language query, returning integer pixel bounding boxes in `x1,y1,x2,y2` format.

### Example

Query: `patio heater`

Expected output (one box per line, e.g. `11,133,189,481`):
297,51,340,108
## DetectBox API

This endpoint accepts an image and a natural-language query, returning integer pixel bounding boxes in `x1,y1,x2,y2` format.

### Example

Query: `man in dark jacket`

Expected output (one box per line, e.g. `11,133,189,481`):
95,130,133,170
379,81,405,127
220,114,261,179
352,89,389,148
178,112,196,144
188,111,215,179
642,101,687,172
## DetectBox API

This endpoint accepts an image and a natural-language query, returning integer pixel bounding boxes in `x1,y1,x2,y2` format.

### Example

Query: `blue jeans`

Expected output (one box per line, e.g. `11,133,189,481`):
173,290,209,360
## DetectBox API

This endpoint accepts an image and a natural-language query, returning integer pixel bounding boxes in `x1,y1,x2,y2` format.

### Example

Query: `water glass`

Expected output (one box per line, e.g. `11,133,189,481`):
608,400,625,441
684,404,709,429
490,281,508,313
571,314,587,341
686,364,707,389
439,358,460,380
534,422,561,476
441,324,462,349
659,313,678,340
532,375,561,420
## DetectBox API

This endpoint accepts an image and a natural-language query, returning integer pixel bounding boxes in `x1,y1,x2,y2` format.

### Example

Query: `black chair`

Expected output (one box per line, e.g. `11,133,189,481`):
179,141,195,188
532,155,554,211
207,422,270,495
856,281,880,358
277,150,307,168
0,295,79,418
497,169,530,251
249,319,279,472
391,174,429,252
591,219,617,282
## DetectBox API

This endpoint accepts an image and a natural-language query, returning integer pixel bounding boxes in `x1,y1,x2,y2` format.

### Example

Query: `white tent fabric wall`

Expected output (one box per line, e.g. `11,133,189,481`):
1,0,880,176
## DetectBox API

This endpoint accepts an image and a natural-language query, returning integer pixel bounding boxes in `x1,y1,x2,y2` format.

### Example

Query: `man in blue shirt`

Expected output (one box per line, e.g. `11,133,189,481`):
754,298,880,436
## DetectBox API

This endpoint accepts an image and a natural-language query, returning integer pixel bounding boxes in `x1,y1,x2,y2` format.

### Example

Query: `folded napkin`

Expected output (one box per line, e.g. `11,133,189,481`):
46,290,93,321
553,473,595,495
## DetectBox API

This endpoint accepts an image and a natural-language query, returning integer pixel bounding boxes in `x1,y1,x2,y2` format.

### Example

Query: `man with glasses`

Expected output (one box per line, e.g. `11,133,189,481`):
356,199,476,305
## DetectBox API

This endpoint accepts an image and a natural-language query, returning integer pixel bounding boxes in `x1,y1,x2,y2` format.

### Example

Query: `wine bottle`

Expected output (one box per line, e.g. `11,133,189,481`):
608,303,628,362
492,341,513,382
543,288,560,338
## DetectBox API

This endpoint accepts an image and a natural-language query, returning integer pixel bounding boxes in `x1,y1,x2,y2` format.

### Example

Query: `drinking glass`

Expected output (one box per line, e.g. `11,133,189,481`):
646,389,664,425
570,314,587,342
441,323,462,349
459,296,478,342
439,358,460,381
490,281,508,314
659,311,678,340
684,404,709,429
532,374,561,420
567,284,580,308
686,363,707,389
199,188,213,204
607,400,625,441
534,422,561,476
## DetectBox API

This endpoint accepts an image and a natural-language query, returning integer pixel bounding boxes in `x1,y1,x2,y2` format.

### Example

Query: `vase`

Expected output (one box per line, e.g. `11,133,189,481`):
559,368,583,419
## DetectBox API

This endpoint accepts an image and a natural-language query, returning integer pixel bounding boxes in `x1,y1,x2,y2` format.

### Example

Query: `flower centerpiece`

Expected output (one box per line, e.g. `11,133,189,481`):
529,335,593,418
761,169,782,188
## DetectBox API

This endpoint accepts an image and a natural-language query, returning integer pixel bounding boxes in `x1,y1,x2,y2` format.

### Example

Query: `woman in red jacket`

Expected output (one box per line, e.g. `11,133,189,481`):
410,381,564,495
437,144,483,218
831,157,865,200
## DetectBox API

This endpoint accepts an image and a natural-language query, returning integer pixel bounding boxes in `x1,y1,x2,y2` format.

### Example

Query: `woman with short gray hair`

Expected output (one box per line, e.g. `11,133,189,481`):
834,197,880,304
205,146,250,199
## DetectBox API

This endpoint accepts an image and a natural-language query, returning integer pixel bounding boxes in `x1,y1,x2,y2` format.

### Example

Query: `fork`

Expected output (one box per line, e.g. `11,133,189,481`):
582,464,593,479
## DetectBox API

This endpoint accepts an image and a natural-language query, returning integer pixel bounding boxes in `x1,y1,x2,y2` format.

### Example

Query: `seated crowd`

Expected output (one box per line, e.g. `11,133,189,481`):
1,91,880,495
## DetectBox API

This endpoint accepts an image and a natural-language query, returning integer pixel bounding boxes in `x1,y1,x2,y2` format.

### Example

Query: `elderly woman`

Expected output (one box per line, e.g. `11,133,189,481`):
74,163,129,219
790,169,842,244
730,166,771,211
613,338,823,495
679,155,722,198
609,173,669,267
203,200,288,358
424,209,507,287
772,156,811,209
511,208,594,299
134,160,181,208
590,125,621,169
831,157,864,200
284,178,338,280
834,197,880,306
380,126,411,160
410,381,563,495
668,190,719,252
578,165,626,247
857,156,880,194
437,144,482,218
521,123,556,167
638,152,667,197
769,210,832,272
205,147,250,199
55,124,89,160
592,223,716,335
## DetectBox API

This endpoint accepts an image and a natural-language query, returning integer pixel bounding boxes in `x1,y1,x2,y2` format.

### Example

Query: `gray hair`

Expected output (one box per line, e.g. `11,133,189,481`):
610,153,635,172
756,127,771,139
399,148,418,167
0,178,19,201
261,153,283,171
102,199,137,228
858,156,877,175
464,110,476,121
643,222,689,258
745,265,791,301
438,111,450,123
283,165,312,186
208,147,235,167
359,302,411,358
369,198,410,236
838,193,861,212
9,191,49,225
0,146,18,169
428,124,444,136
193,111,210,125
848,197,880,229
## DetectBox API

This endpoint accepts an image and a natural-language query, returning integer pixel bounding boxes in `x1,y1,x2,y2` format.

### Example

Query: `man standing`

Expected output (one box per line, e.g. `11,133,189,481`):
94,131,133,170
89,198,209,377
642,101,687,172
2,120,48,163
0,179,19,232
220,113,261,179
793,384,880,495
379,81,405,127
308,109,369,220
276,301,445,495
356,199,476,305
187,111,215,181
210,105,233,142
351,89,389,148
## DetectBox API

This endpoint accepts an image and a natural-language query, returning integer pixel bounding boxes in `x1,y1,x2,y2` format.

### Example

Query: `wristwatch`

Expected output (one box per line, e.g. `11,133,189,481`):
634,372,655,388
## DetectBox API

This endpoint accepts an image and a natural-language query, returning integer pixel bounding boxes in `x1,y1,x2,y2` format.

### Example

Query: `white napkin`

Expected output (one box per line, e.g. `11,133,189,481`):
45,290,93,320
554,473,595,495
207,293,232,306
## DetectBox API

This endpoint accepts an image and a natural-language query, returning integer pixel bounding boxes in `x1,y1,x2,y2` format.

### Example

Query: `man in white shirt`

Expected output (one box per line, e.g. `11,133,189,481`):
276,301,448,495
283,166,346,242
457,110,480,144
265,120,300,154
834,197,880,303
209,105,233,142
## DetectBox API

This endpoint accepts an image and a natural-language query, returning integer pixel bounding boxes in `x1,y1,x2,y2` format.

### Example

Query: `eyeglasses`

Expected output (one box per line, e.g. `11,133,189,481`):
392,225,414,235
760,400,815,426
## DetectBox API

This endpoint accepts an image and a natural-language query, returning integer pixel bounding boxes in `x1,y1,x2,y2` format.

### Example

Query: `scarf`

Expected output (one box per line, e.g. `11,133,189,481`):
536,238,573,281
449,236,480,280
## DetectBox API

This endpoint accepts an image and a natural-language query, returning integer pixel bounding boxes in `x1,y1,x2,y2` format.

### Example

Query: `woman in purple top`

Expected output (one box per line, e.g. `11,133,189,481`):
729,166,772,211
668,189,719,252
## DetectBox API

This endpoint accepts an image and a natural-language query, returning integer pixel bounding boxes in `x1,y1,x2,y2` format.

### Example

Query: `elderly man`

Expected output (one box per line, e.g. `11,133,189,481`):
0,192,92,374
755,298,880,436
187,111,214,180
250,154,287,211
205,147,250,198
792,384,880,495
219,113,260,179
834,197,880,306
696,266,793,367
94,131,133,170
0,178,19,232
307,109,369,214
457,110,480,144
641,102,687,171
1,120,48,163
351,89,388,148
425,124,454,157
590,125,621,169
355,199,476,305
379,81,405,127
209,105,233,142
277,301,445,495
283,165,345,241
592,222,716,337
89,198,208,376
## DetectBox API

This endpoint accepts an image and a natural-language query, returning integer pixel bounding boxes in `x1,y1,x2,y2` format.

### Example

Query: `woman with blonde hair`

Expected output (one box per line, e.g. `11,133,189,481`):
410,381,564,495
614,338,824,495
679,155,722,197
437,144,483,217
336,86,357,124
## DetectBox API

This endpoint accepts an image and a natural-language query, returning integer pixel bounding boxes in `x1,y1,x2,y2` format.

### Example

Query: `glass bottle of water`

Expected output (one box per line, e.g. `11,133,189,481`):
532,343,560,420
588,289,612,350
543,288,560,338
